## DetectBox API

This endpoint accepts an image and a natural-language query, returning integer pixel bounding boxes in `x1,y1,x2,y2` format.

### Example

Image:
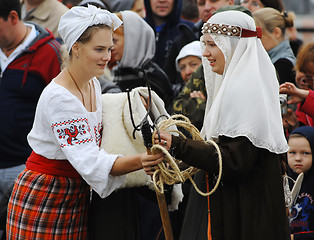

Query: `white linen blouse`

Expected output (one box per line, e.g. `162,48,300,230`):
27,78,125,198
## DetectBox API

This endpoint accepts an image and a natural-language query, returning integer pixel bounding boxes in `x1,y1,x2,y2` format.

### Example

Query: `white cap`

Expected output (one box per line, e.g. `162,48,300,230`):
175,41,202,72
58,4,122,53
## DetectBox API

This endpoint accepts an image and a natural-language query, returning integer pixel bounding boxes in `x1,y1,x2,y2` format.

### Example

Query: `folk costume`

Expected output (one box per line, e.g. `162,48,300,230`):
288,126,314,240
6,6,124,239
170,11,290,240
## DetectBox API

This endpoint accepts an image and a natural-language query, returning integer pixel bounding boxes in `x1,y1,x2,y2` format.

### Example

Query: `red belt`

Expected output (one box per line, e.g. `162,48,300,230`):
26,151,81,178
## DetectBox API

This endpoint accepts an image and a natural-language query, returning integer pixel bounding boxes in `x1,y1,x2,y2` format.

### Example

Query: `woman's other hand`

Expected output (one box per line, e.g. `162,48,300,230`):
153,131,172,150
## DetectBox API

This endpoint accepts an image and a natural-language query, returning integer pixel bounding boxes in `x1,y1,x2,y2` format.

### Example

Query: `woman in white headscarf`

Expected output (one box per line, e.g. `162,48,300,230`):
142,10,290,240
6,5,162,238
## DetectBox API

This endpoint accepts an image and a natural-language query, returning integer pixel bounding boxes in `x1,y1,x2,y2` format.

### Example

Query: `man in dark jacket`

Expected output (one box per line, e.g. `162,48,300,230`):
0,0,62,238
144,0,194,69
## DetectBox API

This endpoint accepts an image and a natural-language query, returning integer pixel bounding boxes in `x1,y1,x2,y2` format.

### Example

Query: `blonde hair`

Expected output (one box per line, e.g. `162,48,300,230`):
253,7,294,37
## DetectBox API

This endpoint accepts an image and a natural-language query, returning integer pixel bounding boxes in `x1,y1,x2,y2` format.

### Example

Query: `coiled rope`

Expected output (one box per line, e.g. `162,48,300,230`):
149,114,223,197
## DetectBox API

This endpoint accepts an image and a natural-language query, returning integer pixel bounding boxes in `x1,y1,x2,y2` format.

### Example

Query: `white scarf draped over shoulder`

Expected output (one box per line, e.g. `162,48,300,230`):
201,11,288,154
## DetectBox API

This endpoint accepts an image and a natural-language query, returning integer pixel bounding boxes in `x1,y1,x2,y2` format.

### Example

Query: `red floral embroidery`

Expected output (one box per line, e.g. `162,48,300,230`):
52,118,93,147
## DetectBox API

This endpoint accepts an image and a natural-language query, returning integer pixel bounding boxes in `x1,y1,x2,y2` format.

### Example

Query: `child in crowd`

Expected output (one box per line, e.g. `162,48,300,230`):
287,126,314,240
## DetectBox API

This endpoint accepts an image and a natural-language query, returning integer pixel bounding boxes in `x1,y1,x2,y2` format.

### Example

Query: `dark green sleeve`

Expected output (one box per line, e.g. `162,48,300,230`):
171,135,261,180
172,65,207,130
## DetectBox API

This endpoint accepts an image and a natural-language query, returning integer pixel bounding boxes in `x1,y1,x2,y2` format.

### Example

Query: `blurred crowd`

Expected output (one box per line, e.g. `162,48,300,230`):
1,0,314,240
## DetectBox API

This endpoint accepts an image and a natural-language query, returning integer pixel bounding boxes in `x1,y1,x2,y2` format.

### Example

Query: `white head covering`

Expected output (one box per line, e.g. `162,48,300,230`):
58,5,122,53
175,41,202,72
119,10,155,68
201,10,288,154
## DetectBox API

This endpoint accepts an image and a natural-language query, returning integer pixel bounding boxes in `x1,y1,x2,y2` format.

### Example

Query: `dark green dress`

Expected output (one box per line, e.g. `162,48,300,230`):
171,135,290,240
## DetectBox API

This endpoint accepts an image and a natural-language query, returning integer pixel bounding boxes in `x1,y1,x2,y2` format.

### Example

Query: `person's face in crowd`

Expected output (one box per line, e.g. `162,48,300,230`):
0,15,13,50
240,0,264,13
150,0,174,18
202,34,225,75
75,28,113,77
196,0,234,23
179,56,202,82
288,136,312,174
131,0,146,18
112,29,124,62
296,69,314,90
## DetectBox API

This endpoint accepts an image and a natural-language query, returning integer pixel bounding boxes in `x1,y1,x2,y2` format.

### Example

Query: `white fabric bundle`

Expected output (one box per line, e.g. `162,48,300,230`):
201,11,289,154
101,87,183,210
58,4,122,52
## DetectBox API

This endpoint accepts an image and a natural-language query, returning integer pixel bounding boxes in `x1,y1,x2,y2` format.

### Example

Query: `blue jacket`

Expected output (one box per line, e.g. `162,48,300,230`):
144,0,194,68
0,23,62,168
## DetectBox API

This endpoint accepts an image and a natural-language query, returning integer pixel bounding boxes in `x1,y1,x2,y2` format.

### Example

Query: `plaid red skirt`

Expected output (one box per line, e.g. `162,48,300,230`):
6,169,90,239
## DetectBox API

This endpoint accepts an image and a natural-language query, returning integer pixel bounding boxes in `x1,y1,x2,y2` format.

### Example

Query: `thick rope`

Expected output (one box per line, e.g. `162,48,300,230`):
149,114,223,197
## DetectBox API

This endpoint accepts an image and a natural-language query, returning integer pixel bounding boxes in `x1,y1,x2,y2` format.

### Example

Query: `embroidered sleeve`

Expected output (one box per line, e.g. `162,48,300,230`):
44,86,125,198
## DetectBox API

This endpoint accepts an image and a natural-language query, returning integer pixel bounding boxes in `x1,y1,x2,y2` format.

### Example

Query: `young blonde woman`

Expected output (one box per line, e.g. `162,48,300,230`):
6,5,162,239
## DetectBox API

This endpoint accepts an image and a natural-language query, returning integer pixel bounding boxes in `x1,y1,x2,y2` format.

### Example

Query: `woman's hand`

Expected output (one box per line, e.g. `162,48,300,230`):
141,152,164,176
279,82,309,104
153,131,172,151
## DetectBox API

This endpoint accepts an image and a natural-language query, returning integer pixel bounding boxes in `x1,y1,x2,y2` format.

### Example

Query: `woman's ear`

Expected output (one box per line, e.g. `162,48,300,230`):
71,42,79,58
272,27,283,40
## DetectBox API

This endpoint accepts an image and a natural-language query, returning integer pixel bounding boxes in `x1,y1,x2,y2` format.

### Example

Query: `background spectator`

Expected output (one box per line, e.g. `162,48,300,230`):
144,0,194,68
181,0,199,22
253,7,296,84
287,126,314,240
163,0,234,86
0,0,62,238
21,0,69,41
173,40,202,96
279,42,314,136
111,11,173,111
240,0,303,56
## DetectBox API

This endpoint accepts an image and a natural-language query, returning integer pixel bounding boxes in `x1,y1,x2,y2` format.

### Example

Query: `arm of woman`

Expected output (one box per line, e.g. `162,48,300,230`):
111,153,164,176
170,135,260,179
153,132,261,179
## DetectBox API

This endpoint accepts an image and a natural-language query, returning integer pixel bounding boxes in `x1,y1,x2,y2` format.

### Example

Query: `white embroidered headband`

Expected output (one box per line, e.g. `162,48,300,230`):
58,4,122,52
202,23,262,38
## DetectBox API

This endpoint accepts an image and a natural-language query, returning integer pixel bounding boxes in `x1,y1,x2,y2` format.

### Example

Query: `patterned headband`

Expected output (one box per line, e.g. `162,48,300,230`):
202,23,262,39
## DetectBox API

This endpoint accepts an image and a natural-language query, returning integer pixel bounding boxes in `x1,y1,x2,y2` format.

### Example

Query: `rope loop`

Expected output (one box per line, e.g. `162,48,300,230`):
149,114,223,197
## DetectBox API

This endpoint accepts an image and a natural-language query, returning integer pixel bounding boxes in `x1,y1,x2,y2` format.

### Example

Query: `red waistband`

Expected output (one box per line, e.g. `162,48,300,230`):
26,151,81,179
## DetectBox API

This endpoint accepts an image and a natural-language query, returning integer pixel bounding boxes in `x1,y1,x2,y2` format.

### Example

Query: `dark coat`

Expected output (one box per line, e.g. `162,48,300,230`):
113,60,174,112
144,0,194,69
171,135,290,240
0,23,61,168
